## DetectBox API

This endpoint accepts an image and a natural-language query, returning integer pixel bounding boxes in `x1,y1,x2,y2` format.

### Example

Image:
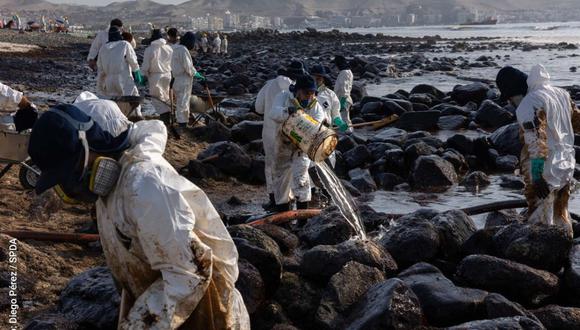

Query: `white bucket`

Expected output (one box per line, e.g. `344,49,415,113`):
282,112,338,162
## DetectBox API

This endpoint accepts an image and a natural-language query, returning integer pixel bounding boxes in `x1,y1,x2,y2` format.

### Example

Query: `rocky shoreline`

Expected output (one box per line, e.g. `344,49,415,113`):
1,28,580,329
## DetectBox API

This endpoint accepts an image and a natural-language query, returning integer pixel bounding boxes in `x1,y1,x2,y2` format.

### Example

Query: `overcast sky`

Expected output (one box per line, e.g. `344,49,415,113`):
47,0,185,5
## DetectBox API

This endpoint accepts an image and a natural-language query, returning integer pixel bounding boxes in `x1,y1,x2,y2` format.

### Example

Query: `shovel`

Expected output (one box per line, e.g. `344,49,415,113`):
350,114,399,130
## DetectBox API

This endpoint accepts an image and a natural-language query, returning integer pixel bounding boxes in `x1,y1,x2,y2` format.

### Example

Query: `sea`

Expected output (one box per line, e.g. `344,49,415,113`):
326,22,580,224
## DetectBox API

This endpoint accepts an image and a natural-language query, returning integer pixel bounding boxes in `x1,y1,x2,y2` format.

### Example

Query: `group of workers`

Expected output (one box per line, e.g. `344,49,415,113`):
198,32,228,55
86,19,208,128
0,14,578,327
256,56,353,212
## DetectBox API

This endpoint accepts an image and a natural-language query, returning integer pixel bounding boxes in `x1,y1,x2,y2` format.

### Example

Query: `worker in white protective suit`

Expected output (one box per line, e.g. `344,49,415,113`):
97,26,145,118
0,82,38,132
333,55,354,133
222,35,228,55
142,29,173,104
496,64,577,235
73,91,131,137
213,34,222,54
201,34,208,53
269,75,326,211
87,18,123,75
171,31,206,130
255,61,306,210
28,104,250,330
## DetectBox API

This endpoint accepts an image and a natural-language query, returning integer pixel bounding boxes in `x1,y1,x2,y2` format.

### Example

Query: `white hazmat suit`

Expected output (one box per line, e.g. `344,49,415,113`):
0,82,23,108
316,85,340,167
255,75,293,197
73,91,131,137
96,119,250,329
269,91,325,204
142,39,173,103
87,30,109,94
171,44,197,124
517,64,576,232
213,35,222,54
334,69,354,130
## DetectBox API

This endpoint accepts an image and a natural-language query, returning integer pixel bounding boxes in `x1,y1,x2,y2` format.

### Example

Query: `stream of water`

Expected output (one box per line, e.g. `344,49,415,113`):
315,161,367,239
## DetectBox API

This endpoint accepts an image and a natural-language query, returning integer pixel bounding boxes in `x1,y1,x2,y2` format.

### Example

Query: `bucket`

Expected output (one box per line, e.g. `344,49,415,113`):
282,112,338,162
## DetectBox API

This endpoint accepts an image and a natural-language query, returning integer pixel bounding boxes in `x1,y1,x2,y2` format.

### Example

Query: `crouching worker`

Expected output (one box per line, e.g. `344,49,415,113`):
496,64,576,235
269,75,326,211
28,105,250,329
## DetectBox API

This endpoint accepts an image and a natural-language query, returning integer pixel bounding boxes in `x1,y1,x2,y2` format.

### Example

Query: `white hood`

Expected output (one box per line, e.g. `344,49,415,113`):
123,119,167,162
150,38,167,48
527,64,551,92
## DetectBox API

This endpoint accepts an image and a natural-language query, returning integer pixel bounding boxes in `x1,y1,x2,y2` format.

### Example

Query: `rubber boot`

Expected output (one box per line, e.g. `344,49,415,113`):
159,112,171,126
262,193,276,211
276,203,291,212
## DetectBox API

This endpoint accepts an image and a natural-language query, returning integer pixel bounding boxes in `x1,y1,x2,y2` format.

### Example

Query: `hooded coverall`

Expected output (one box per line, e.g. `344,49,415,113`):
517,64,576,233
255,76,293,197
171,44,197,125
87,30,110,94
334,69,354,131
315,85,340,167
96,119,250,329
142,39,173,104
269,91,326,204
73,91,131,137
213,36,222,54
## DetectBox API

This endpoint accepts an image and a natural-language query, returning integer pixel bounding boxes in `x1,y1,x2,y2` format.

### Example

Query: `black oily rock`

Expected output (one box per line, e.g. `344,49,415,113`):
431,210,477,262
410,84,446,99
274,272,322,330
367,142,401,161
461,171,491,187
500,175,525,189
255,224,299,254
24,313,79,330
197,141,252,176
336,135,358,153
187,159,227,181
404,136,444,150
404,141,437,165
461,227,502,257
344,278,424,330
299,207,354,247
315,261,386,330
340,179,362,197
442,150,469,174
412,102,430,112
485,293,541,322
378,210,440,267
532,305,580,330
456,254,560,305
381,100,408,116
485,209,522,228
233,237,283,293
493,224,573,273
301,239,398,282
475,100,515,129
237,258,266,314
411,155,458,190
395,110,441,131
447,316,545,330
399,262,488,327
370,127,408,145
343,145,372,169
58,267,120,330
251,301,290,330
409,93,434,106
563,245,580,302
437,115,467,130
383,149,407,175
231,120,263,144
451,82,491,105
496,155,519,172
375,173,404,191
490,123,523,156
434,104,472,116
361,101,384,116
191,120,232,143
348,168,377,193
247,158,267,184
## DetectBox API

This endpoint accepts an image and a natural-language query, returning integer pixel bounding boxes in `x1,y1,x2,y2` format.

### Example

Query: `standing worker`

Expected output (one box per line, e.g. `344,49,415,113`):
269,75,326,211
87,18,123,71
255,61,306,210
171,31,206,131
28,104,250,330
333,55,354,132
201,33,208,53
167,27,179,46
142,29,173,104
0,82,38,131
97,26,144,119
222,34,228,55
213,33,222,55
496,64,577,235
310,64,348,132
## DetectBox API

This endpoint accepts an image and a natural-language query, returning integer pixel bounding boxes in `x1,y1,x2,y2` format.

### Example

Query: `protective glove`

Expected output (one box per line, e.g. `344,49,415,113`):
531,158,550,199
132,70,145,86
194,71,206,81
14,103,38,132
333,117,349,132
339,96,348,111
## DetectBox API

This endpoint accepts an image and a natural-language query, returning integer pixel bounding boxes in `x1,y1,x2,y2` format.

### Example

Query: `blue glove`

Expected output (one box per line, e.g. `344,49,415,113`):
133,70,145,86
333,117,349,132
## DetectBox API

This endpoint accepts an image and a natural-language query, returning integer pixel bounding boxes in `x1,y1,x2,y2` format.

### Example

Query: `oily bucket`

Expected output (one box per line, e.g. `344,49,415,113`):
282,112,338,162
